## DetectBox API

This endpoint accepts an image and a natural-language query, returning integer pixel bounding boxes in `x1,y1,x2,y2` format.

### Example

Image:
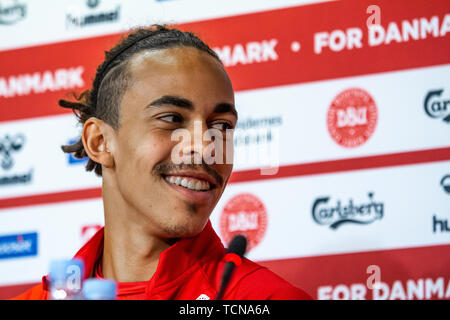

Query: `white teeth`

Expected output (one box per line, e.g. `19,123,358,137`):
165,175,211,191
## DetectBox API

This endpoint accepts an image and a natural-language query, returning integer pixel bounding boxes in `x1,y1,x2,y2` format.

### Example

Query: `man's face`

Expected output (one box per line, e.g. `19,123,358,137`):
108,47,236,239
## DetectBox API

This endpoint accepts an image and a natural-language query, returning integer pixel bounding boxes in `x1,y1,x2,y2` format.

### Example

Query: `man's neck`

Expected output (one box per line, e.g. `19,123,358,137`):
101,177,173,283
101,225,170,282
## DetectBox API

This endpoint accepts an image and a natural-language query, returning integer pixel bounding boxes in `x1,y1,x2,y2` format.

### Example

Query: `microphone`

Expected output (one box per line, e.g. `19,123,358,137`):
215,234,247,300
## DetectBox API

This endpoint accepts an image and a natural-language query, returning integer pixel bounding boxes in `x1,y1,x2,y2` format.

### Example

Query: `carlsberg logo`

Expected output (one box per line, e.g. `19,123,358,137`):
312,192,384,230
424,89,450,123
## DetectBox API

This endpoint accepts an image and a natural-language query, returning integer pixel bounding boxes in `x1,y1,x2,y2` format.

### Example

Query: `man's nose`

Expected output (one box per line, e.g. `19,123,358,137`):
181,120,215,164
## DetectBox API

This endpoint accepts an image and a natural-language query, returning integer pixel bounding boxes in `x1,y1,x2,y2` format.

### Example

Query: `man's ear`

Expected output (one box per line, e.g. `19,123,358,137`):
82,117,115,169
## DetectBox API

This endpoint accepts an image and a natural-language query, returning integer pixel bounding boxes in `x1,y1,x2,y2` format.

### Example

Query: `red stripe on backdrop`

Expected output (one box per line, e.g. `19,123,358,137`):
1,0,449,122
0,187,102,210
228,146,450,184
258,243,450,300
0,146,448,210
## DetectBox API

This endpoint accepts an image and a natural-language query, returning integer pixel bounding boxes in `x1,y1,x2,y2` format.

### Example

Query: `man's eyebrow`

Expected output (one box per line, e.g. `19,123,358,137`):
147,95,237,118
214,103,238,119
147,95,193,110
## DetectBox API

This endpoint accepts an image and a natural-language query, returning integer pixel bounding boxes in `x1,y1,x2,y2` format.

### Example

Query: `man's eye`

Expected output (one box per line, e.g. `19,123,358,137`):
158,114,183,123
211,122,234,131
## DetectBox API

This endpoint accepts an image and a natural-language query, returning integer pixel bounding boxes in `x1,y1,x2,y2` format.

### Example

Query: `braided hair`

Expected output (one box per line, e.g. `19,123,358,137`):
59,24,221,176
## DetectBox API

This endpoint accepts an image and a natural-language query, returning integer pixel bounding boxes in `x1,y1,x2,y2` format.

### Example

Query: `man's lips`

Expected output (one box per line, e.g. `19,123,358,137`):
164,175,211,191
153,162,224,187
154,164,224,202
162,170,219,189
162,173,217,203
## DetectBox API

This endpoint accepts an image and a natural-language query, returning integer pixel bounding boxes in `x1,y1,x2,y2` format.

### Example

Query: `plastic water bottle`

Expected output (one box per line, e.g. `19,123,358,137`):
82,279,117,300
48,258,85,300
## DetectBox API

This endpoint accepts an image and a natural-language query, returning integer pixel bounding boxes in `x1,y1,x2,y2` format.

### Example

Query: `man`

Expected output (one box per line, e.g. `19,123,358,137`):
14,25,312,300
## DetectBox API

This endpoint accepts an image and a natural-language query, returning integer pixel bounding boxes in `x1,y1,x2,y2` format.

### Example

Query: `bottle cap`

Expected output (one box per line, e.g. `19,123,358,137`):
82,279,117,300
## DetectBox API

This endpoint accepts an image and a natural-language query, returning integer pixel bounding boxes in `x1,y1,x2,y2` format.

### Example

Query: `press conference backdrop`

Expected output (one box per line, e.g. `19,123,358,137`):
0,0,449,300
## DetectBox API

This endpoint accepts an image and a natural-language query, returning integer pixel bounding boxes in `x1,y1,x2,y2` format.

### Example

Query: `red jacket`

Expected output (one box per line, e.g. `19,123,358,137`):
13,221,312,300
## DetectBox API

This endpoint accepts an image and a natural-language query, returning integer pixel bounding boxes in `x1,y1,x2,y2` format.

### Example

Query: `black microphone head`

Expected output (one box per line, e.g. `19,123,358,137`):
226,234,247,257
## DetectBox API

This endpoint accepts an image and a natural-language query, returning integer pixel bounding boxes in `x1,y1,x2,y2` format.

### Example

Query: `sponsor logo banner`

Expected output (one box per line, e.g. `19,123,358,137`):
0,232,37,259
312,192,384,230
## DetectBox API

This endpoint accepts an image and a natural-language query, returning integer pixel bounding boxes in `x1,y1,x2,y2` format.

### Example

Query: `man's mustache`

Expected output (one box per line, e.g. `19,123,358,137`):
153,162,224,187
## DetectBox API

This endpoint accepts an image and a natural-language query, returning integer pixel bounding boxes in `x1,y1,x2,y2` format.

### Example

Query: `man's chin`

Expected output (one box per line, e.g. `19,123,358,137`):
160,219,208,240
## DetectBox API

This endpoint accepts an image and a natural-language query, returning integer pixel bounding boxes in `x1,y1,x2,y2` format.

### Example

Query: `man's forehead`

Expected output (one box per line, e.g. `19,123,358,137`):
120,46,235,116
128,46,222,74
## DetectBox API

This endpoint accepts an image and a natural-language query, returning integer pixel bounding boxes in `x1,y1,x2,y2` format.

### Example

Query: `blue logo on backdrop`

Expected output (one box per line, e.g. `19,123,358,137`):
67,138,88,165
0,232,38,259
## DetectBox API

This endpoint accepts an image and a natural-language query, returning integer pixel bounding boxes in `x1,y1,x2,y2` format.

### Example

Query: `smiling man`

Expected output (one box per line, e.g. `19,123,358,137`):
14,25,311,300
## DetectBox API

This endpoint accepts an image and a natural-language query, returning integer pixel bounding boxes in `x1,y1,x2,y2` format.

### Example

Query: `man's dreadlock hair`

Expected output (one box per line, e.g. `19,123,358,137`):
59,24,221,176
